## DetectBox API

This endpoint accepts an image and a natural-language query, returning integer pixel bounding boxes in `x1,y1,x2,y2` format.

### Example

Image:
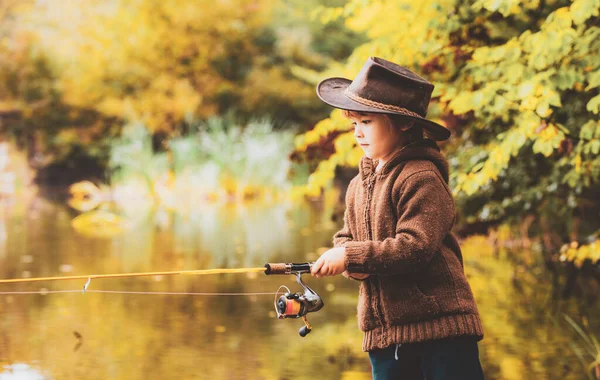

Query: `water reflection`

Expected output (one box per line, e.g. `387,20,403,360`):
0,197,368,380
0,363,47,379
0,198,597,379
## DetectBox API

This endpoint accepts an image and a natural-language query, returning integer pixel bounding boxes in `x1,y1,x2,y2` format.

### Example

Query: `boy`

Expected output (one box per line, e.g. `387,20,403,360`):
311,57,484,380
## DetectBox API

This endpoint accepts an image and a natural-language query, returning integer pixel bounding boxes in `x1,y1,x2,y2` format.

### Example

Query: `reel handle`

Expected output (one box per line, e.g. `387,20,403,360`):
299,325,311,337
264,262,314,275
299,316,312,337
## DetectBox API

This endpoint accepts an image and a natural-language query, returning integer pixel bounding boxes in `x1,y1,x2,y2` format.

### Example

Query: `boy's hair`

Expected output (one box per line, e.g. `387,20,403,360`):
341,110,424,141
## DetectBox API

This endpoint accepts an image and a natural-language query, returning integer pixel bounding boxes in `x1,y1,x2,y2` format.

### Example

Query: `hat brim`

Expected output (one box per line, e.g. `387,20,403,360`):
316,77,451,141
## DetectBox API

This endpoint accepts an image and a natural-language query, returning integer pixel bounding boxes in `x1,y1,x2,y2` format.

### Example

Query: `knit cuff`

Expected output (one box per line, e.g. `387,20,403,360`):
342,271,367,282
334,237,352,248
344,241,370,273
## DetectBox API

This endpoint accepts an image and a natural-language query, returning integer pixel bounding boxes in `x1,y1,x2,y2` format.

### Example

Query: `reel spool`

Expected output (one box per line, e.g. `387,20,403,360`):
266,263,324,337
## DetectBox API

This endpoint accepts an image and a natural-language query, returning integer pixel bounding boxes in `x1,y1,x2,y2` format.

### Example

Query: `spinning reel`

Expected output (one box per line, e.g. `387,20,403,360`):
264,262,323,337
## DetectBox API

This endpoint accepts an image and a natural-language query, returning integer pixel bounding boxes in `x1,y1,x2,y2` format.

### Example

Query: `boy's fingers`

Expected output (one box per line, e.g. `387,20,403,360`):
311,258,324,275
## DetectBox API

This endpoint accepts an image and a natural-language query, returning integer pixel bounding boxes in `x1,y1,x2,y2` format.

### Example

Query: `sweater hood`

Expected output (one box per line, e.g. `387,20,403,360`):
359,138,449,183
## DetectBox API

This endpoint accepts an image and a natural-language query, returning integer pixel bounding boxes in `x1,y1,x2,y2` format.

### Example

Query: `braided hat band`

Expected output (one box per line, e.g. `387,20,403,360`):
344,89,423,119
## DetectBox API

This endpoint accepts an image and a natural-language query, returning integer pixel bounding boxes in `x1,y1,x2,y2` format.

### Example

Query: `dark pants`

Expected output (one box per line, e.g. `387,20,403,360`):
368,336,484,380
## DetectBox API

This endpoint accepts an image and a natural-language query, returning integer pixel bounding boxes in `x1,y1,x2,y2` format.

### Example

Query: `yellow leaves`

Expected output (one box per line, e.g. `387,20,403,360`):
456,120,533,196
333,131,357,154
585,70,600,91
96,98,125,119
499,356,526,380
471,0,523,17
575,154,582,173
520,6,578,70
532,123,565,157
460,235,496,257
297,0,596,204
472,39,522,64
71,210,131,238
295,143,360,198
449,83,511,116
288,185,311,201
344,0,453,66
517,83,560,117
587,94,600,114
341,371,371,380
570,0,600,25
520,96,539,112
68,181,103,212
535,102,551,118
239,65,315,117
579,120,600,140
517,82,535,99
560,240,600,267
311,6,345,25
345,2,381,33
295,110,349,151
448,91,476,115
19,0,274,132
346,146,364,167
547,7,573,30
294,106,366,195
133,76,202,132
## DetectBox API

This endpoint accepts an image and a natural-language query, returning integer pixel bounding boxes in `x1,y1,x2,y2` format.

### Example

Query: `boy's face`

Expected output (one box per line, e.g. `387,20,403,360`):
348,112,402,160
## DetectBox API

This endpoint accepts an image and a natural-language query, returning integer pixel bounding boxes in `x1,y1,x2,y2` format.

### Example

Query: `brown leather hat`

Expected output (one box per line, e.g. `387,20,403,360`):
316,57,451,141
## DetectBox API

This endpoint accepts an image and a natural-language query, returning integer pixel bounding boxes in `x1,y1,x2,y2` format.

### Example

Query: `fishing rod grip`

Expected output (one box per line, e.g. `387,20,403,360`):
264,262,314,275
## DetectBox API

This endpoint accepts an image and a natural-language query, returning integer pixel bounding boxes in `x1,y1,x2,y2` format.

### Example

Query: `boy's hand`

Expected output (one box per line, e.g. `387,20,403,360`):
311,247,346,278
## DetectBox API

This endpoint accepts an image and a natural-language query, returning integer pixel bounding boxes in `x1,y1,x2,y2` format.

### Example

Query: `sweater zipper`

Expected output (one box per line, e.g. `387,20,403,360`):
365,174,375,240
365,173,386,328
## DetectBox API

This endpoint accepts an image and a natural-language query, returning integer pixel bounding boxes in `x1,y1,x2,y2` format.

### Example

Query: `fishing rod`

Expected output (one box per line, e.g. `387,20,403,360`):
0,262,324,337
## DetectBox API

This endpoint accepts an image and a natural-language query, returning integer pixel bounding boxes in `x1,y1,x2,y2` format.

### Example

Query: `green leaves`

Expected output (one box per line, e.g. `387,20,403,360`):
471,0,523,17
472,39,522,64
532,123,566,157
585,70,600,91
521,8,578,71
580,120,600,141
554,68,585,91
587,94,600,114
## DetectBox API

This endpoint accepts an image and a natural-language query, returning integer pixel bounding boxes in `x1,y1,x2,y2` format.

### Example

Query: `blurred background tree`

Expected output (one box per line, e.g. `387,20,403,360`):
0,0,364,186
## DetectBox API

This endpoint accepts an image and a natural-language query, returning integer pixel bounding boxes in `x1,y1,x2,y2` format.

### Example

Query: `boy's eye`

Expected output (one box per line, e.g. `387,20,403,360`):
361,120,371,124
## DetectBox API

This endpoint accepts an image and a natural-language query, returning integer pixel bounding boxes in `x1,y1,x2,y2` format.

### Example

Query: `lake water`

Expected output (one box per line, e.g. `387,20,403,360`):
0,195,597,379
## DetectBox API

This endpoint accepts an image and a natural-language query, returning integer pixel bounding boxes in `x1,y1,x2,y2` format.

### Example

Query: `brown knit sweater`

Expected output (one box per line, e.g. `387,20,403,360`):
335,139,484,352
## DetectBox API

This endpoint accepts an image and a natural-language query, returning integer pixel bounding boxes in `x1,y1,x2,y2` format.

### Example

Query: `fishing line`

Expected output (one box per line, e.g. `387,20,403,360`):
0,267,267,285
0,290,278,296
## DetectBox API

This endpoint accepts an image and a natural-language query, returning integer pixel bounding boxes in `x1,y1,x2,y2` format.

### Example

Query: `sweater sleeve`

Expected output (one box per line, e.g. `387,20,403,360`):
332,178,357,248
333,209,353,247
344,170,455,275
